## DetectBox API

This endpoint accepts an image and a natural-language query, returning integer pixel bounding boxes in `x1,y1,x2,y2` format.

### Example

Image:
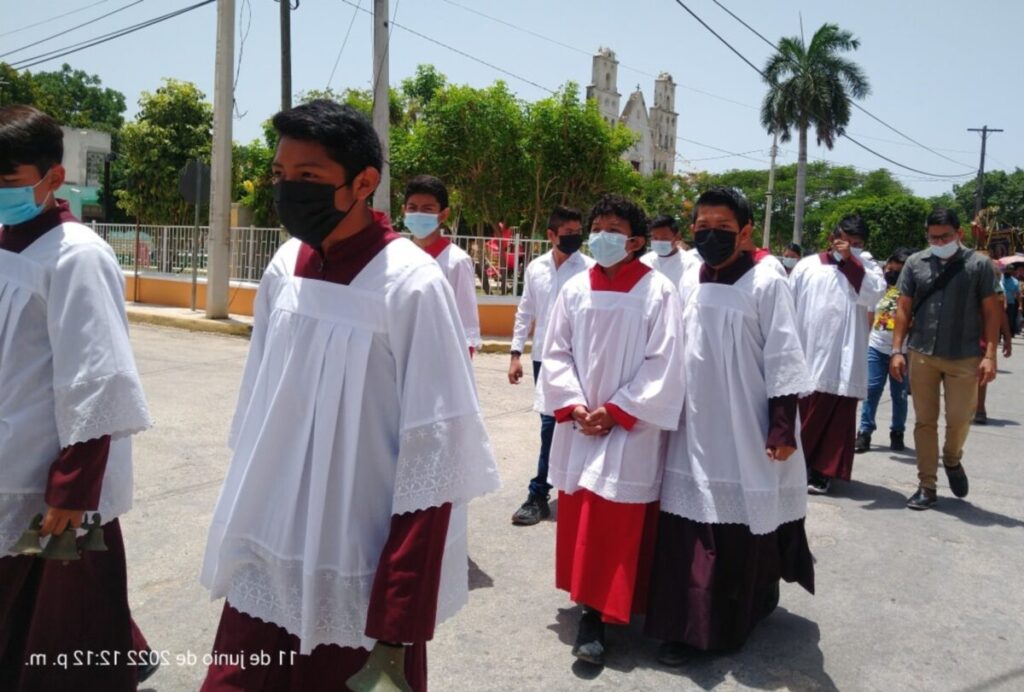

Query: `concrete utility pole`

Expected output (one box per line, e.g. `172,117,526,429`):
372,0,390,212
967,125,1003,219
279,0,294,110
762,132,779,249
207,0,235,319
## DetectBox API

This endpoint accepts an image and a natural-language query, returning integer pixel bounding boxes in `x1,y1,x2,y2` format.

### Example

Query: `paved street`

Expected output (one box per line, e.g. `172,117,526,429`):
124,324,1024,691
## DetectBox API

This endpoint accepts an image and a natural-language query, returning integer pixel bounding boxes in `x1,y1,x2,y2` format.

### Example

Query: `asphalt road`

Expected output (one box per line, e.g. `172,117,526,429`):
123,324,1024,691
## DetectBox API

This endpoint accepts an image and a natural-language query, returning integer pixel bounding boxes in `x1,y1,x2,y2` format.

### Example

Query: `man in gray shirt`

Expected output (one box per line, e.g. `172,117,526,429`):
890,208,1002,510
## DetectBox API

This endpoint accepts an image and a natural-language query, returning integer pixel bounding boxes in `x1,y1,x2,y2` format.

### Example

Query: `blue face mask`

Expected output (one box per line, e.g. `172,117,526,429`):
651,240,675,257
405,212,440,239
588,230,629,268
0,174,51,226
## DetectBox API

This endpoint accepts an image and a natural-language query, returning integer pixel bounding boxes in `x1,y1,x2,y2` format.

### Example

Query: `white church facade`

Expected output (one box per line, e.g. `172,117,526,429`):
585,47,678,176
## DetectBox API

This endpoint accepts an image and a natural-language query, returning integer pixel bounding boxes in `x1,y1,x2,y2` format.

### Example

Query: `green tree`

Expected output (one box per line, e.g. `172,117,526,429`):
233,119,278,227
820,193,930,260
761,23,870,245
28,63,126,132
115,79,213,224
393,81,529,231
952,169,1024,228
521,83,635,235
297,86,405,126
400,64,447,124
0,63,36,106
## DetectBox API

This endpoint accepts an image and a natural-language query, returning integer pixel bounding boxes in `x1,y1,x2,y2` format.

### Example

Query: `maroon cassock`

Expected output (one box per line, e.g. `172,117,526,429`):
201,212,453,692
800,251,865,482
644,252,815,652
0,201,151,691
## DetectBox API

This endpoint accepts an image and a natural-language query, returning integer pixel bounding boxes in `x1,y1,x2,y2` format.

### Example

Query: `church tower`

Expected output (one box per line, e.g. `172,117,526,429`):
649,72,678,174
586,47,621,127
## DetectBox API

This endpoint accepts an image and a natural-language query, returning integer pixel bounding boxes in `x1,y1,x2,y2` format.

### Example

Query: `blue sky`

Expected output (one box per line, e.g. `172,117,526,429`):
3,0,1020,196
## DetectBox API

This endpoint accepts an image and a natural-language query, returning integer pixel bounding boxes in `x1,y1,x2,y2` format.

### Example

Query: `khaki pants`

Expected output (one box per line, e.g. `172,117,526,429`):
908,351,980,489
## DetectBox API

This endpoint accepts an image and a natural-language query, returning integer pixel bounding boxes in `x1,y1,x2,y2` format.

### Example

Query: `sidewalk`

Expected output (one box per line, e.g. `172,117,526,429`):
125,302,524,354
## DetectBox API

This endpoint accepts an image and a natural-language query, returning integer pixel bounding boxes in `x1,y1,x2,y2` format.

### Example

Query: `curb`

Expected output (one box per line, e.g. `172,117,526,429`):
127,310,253,337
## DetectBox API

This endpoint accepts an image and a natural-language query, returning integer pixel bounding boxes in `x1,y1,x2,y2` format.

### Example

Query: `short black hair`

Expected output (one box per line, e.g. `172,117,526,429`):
649,214,679,235
836,213,870,240
785,242,803,256
692,186,752,228
0,105,64,177
404,174,449,209
547,205,582,232
587,193,648,238
272,99,382,178
927,207,960,229
888,247,913,264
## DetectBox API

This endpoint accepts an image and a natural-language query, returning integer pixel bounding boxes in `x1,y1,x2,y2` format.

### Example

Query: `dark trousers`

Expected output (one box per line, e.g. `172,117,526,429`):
529,360,556,498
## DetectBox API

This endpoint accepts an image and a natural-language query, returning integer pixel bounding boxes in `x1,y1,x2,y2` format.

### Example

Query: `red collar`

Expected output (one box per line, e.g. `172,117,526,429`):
0,199,78,254
589,258,652,293
421,235,451,259
294,209,401,285
699,251,755,285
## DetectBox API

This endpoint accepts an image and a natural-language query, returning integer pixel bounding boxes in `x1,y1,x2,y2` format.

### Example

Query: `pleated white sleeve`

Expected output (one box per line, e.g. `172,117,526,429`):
47,240,151,447
534,285,586,415
757,270,815,399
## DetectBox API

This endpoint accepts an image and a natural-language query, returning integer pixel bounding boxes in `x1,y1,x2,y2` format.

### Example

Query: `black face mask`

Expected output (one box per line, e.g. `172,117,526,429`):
884,270,900,286
273,179,354,248
694,228,737,267
556,233,583,255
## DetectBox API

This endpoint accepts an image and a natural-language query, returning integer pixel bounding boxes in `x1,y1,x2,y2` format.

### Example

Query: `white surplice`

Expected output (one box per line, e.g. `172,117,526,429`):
434,243,481,349
661,260,814,535
201,237,500,653
536,269,686,504
510,249,593,360
0,222,151,553
640,249,700,289
790,253,887,399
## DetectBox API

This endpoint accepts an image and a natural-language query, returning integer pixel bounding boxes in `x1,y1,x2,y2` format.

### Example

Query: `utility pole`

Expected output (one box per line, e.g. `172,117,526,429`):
372,0,390,212
279,0,295,110
207,0,235,319
762,132,779,249
967,125,1003,219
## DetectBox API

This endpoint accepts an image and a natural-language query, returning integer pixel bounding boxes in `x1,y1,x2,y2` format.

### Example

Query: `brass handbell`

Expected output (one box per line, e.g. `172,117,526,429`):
80,514,107,552
12,514,44,556
40,528,81,562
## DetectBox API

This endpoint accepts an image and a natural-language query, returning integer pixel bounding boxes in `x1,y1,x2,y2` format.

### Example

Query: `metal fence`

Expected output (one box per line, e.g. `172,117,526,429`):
92,222,554,297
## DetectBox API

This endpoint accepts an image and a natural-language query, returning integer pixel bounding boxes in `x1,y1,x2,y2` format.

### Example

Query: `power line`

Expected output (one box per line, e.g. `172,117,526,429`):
0,0,112,38
668,0,971,179
0,0,147,59
708,0,975,171
371,0,400,106
439,0,759,111
10,1,216,71
339,0,555,94
677,137,769,165
233,0,254,118
326,0,362,89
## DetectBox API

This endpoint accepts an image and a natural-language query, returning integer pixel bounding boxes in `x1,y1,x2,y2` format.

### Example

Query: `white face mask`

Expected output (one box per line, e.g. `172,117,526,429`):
588,230,629,268
781,256,799,269
852,247,865,258
931,241,959,260
651,240,675,257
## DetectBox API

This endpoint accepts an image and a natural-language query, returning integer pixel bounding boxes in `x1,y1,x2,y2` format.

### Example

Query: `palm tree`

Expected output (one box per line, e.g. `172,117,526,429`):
761,23,869,245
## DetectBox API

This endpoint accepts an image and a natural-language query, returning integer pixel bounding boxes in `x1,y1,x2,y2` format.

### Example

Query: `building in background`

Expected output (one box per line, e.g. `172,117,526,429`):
586,47,678,175
59,126,112,220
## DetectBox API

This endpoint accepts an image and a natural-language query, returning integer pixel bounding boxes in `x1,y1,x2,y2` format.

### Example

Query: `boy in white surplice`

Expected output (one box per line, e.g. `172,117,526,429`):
199,101,500,691
0,105,154,690
537,193,685,667
646,186,816,665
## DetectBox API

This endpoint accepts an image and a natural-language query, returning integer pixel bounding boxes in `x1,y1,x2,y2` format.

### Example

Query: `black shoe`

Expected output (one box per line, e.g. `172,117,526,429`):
572,608,605,666
906,486,937,510
807,470,831,495
944,463,969,498
511,494,550,525
854,432,872,454
890,431,905,451
974,411,988,425
656,641,692,667
138,657,160,684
